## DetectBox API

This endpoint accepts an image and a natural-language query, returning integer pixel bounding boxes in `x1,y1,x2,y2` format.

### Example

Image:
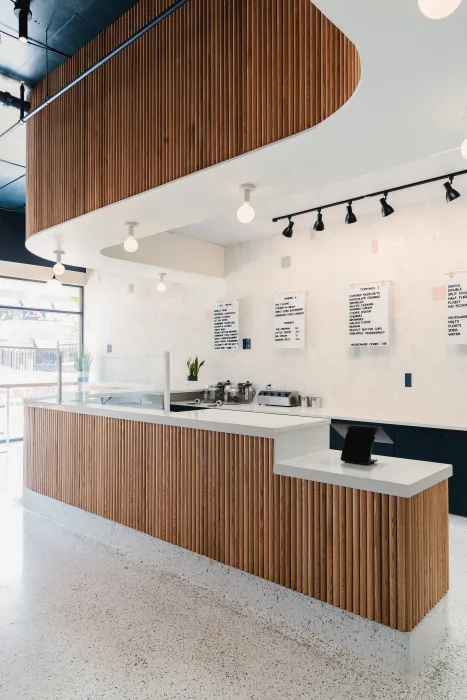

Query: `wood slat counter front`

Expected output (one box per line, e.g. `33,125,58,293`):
23,402,451,632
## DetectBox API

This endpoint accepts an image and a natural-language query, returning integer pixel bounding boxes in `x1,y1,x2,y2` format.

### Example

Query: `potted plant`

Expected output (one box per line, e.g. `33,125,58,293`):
186,356,204,382
73,347,93,383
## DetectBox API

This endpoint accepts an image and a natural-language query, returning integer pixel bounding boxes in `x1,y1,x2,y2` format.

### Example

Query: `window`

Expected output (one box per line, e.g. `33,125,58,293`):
0,277,83,441
0,276,83,348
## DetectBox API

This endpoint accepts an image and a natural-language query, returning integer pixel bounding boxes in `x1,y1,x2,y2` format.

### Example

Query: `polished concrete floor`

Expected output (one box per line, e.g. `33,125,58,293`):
1,445,467,699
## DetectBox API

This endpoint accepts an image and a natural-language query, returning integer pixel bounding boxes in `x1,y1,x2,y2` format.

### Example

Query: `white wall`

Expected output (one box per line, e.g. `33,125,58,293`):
85,196,467,421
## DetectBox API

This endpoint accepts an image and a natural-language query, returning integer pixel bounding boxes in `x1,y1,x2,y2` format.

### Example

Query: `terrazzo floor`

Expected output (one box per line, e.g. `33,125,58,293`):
1,445,467,699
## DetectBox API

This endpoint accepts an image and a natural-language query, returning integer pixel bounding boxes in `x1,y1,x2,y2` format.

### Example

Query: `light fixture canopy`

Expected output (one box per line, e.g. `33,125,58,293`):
418,0,462,19
380,193,395,217
124,221,139,252
444,177,461,203
157,273,167,293
237,183,256,224
461,137,467,161
53,250,65,276
282,217,294,238
14,0,32,44
345,201,357,225
313,209,325,232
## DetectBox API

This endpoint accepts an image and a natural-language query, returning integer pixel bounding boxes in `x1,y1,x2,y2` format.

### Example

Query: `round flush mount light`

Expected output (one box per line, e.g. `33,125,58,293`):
237,184,256,224
53,250,65,276
461,137,467,160
157,273,167,293
418,0,462,19
124,222,139,253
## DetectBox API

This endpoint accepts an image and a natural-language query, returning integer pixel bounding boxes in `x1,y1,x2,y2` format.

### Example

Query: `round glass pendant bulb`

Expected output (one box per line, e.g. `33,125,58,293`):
124,235,138,253
53,261,65,276
157,281,166,293
237,202,255,224
418,0,462,19
461,137,467,160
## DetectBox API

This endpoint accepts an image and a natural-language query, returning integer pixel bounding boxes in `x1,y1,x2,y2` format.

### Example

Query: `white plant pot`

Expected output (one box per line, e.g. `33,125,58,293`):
77,371,90,384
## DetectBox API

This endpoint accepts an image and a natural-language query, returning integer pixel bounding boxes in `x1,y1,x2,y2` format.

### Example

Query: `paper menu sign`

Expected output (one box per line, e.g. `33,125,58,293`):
274,291,305,348
348,283,389,347
447,274,467,344
213,300,239,350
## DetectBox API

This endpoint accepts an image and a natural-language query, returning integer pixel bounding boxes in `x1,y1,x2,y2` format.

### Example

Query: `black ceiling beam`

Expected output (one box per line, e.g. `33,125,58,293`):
272,168,467,223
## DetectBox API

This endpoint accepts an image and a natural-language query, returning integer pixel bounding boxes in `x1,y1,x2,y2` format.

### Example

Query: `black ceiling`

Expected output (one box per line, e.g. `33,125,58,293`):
0,0,140,212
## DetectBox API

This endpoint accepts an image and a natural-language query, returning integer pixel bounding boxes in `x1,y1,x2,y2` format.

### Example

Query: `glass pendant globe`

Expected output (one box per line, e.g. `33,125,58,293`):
461,137,467,160
418,0,462,19
157,281,166,293
236,202,255,224
124,235,138,253
53,261,65,276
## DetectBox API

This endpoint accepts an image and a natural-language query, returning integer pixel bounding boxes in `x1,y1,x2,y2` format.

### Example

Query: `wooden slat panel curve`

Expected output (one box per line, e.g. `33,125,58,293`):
23,406,449,632
26,0,360,237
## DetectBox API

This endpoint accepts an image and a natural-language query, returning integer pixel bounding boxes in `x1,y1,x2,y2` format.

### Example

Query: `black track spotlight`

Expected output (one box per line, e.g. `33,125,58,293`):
14,0,32,44
380,192,394,217
313,209,325,232
444,177,461,203
345,201,357,225
282,217,294,238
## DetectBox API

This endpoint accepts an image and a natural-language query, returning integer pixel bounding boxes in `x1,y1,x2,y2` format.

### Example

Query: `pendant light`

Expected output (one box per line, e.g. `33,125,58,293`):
53,250,65,276
313,209,325,232
157,273,167,293
345,201,357,225
380,193,395,217
124,222,139,252
281,217,294,238
418,0,462,18
444,177,461,202
47,274,62,289
14,0,31,44
237,184,256,224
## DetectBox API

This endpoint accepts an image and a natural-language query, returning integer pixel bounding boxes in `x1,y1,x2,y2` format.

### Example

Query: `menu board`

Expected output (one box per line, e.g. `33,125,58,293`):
348,283,389,347
274,291,305,348
447,274,467,344
213,300,239,350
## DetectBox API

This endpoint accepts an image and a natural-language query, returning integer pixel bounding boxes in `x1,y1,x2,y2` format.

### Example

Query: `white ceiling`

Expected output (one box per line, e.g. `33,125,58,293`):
26,0,467,278
169,149,467,245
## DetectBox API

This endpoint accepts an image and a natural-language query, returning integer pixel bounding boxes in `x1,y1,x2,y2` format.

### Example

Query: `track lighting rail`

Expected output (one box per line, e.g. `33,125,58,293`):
272,167,467,223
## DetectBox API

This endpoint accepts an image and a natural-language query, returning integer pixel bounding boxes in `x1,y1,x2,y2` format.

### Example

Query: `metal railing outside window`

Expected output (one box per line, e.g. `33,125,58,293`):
0,275,84,443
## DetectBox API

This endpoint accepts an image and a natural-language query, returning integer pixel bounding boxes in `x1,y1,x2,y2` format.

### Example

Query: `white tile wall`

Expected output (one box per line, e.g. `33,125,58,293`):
85,195,467,421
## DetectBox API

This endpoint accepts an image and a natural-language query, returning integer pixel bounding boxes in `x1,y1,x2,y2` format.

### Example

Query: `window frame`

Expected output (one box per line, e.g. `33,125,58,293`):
0,275,84,346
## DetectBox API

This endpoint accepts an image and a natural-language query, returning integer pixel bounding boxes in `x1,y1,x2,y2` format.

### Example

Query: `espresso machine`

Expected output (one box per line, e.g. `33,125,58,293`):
202,381,256,405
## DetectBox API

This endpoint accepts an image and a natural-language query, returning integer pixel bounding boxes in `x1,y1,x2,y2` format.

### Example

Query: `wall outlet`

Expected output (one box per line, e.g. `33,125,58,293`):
107,344,112,353
405,373,412,388
281,255,291,268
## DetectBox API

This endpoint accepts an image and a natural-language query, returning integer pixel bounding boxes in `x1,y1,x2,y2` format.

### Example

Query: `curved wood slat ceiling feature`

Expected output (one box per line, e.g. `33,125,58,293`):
26,0,360,238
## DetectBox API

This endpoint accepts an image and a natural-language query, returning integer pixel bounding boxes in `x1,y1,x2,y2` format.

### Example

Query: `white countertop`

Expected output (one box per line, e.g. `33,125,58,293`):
275,449,452,498
24,399,329,439
210,402,467,432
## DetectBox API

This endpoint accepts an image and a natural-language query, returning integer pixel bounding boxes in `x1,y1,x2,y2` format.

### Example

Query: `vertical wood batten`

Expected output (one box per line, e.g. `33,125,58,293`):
24,406,449,633
26,0,360,236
